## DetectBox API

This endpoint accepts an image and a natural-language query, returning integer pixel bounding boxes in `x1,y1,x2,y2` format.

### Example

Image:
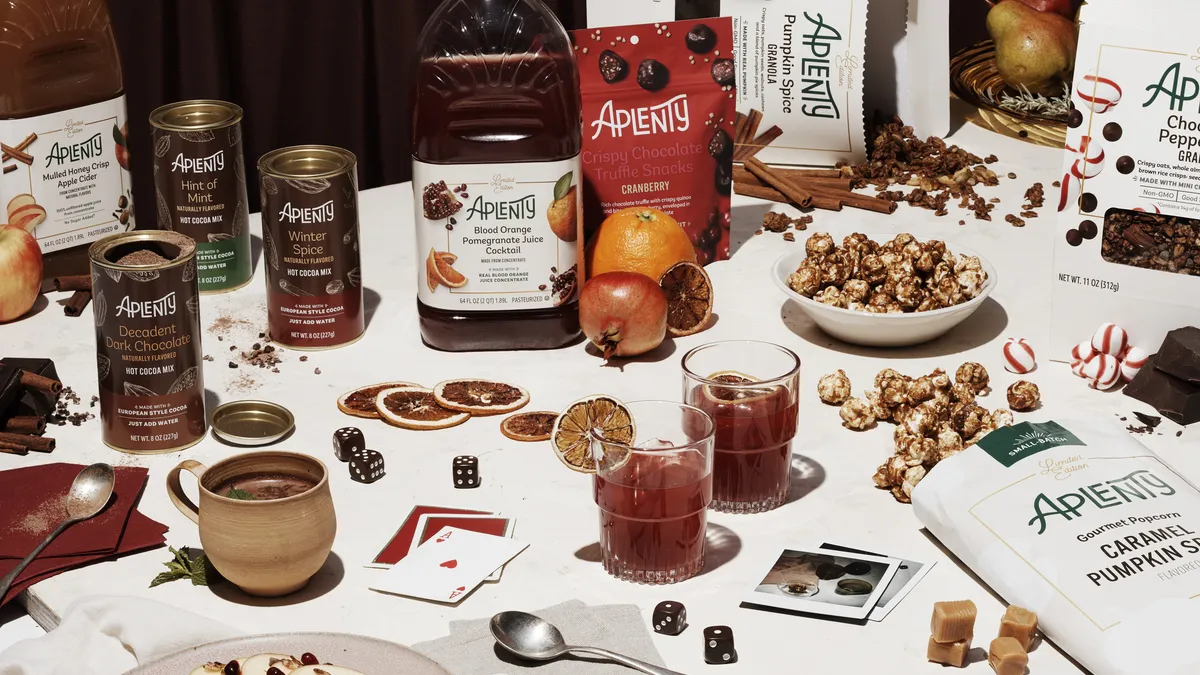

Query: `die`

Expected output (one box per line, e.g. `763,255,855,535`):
703,626,737,664
652,600,687,635
350,448,385,483
453,455,479,489
332,427,365,462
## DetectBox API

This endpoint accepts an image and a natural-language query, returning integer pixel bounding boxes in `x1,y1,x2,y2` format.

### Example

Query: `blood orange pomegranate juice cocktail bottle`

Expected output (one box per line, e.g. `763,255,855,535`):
410,0,584,351
593,401,714,584
682,341,800,514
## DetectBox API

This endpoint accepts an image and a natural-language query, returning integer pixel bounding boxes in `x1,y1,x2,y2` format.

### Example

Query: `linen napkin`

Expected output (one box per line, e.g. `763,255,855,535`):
0,595,241,675
414,600,667,674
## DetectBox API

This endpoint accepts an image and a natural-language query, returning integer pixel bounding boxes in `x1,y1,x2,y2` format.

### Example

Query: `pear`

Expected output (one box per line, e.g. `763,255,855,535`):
987,0,1078,96
1009,0,1080,18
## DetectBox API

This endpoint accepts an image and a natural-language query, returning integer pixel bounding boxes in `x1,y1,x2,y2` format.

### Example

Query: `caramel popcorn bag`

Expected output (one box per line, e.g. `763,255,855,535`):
914,417,1200,675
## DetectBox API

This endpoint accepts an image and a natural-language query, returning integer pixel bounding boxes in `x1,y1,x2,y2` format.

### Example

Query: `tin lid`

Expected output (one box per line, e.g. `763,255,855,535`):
149,100,244,132
210,400,295,446
258,145,356,180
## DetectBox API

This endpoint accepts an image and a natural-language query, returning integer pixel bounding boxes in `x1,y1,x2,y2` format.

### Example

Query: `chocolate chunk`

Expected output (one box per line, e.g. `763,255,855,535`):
686,24,717,53
598,50,628,84
1080,192,1098,213
1065,229,1083,247
708,129,732,160
715,161,731,196
1078,219,1098,239
1117,156,1135,174
1068,108,1083,129
1104,122,1123,142
636,59,669,91
1133,411,1162,428
711,58,735,87
1158,327,1200,384
1125,354,1200,425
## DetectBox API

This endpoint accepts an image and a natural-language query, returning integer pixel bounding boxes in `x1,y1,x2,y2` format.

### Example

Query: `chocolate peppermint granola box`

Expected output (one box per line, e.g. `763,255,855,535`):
1050,0,1200,360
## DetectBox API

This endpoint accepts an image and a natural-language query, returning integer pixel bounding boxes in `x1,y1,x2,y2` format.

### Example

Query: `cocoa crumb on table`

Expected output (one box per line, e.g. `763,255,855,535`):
203,355,213,362
1007,172,1017,179
1005,214,1026,228
1021,211,1038,219
988,198,1001,204
1024,182,1045,208
985,154,998,163
299,355,308,362
314,368,321,375
783,232,796,242
1052,180,1061,187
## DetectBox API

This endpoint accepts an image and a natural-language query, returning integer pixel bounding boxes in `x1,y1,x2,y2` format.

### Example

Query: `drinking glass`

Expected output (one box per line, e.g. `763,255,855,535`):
593,401,715,584
682,341,801,514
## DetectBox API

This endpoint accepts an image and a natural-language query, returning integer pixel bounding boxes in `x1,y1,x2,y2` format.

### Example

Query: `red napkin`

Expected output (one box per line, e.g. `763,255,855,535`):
0,463,149,559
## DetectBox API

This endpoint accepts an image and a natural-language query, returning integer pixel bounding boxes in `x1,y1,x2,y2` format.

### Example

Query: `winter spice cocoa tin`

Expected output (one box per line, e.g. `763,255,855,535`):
89,231,207,454
149,100,252,294
257,145,364,350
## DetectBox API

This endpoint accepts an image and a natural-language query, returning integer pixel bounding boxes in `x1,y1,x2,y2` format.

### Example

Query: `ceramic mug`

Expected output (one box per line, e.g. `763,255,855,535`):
166,450,336,597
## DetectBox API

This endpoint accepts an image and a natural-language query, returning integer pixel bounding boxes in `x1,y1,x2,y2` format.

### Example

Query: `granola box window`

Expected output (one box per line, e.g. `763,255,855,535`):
1051,0,1200,359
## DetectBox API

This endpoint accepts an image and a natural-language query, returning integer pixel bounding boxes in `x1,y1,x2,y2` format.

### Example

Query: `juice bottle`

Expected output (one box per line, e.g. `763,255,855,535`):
0,0,133,284
411,0,583,351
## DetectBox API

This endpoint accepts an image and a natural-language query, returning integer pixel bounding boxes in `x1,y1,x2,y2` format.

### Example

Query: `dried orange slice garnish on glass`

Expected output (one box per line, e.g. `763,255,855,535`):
551,395,636,473
702,370,776,405
337,381,420,418
375,386,470,430
659,261,714,337
500,411,558,442
433,379,529,416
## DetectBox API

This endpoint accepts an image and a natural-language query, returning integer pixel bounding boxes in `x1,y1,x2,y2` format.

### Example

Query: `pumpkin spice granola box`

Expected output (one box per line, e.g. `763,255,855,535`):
1051,0,1200,360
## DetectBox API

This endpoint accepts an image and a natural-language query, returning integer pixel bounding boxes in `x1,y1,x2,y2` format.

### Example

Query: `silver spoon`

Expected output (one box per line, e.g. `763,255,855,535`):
491,610,686,675
0,463,116,600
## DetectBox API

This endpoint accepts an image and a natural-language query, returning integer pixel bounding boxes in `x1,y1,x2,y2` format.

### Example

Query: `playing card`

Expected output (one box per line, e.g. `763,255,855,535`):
370,526,528,604
820,542,934,622
369,505,490,568
415,514,514,582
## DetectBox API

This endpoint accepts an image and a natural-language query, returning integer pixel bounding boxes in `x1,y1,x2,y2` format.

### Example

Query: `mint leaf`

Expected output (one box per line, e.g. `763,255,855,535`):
150,546,218,588
150,570,186,588
225,488,256,500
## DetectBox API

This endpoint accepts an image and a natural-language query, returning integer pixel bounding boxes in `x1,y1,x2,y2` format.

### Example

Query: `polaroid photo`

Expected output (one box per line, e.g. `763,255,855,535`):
745,547,900,621
820,543,936,622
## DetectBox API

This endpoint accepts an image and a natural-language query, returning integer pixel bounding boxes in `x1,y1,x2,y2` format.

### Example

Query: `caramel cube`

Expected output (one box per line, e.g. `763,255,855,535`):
931,600,977,643
998,605,1038,652
927,636,971,667
988,637,1028,675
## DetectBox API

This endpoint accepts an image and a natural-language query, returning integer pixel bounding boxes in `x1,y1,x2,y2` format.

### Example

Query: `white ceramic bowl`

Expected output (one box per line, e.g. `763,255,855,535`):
771,242,998,347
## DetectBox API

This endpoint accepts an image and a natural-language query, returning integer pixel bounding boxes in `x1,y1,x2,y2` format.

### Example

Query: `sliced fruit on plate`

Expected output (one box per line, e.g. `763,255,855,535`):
188,662,227,675
659,261,714,337
702,370,776,404
337,381,420,418
376,386,471,430
240,653,303,674
433,379,529,416
291,666,366,675
551,395,636,473
500,410,558,442
428,248,467,288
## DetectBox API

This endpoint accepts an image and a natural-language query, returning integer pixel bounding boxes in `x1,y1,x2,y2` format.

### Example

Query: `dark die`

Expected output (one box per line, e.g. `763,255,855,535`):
653,600,687,635
685,24,717,54
453,455,480,489
637,59,670,92
332,427,365,462
599,50,628,84
704,626,737,664
350,448,385,483
711,58,735,87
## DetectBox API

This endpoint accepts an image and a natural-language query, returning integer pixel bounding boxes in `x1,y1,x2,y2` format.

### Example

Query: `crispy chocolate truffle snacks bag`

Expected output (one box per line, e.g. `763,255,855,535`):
915,418,1200,675
574,18,736,262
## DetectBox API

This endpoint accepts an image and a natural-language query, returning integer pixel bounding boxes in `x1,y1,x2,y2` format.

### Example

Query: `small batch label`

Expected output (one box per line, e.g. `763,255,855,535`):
412,157,582,312
0,95,133,253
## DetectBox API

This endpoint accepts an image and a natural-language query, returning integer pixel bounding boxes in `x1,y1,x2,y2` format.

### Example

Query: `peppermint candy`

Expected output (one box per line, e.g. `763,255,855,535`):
1002,338,1037,374
1076,73,1123,114
1091,322,1129,357
1083,353,1122,390
1070,340,1096,365
1119,345,1150,382
1067,136,1106,180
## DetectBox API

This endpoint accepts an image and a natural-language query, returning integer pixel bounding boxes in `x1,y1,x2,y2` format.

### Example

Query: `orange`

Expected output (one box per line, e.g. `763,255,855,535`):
585,207,696,281
428,248,467,288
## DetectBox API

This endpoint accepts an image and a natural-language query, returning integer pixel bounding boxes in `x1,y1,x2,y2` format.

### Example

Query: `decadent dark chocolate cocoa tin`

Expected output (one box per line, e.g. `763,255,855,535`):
149,100,253,294
89,231,207,454
257,145,364,349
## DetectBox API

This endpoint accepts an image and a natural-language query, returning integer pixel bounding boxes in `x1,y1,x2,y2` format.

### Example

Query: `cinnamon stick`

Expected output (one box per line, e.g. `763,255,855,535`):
2,165,15,175
19,371,62,395
744,157,813,208
806,186,899,214
0,432,53,452
64,290,92,317
1,143,32,165
733,112,748,145
736,124,783,161
3,416,45,435
734,183,843,211
2,133,36,162
0,441,29,456
53,275,91,292
734,166,852,192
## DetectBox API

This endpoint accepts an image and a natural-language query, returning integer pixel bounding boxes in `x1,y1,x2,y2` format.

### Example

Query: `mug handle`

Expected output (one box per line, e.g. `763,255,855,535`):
166,460,208,525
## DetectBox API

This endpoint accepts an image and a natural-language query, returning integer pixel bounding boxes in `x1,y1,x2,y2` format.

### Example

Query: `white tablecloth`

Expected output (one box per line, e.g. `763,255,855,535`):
1,115,1193,673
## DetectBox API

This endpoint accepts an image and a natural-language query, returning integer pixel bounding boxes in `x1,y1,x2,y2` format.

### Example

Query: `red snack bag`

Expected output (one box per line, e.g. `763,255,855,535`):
574,18,736,264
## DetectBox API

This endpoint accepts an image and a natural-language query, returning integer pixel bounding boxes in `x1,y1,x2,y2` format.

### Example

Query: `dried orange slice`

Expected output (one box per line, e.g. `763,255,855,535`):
702,370,777,405
551,395,636,473
437,252,458,264
375,386,470,430
337,381,420,418
425,254,440,293
500,411,558,442
428,248,467,288
659,261,713,336
433,379,529,416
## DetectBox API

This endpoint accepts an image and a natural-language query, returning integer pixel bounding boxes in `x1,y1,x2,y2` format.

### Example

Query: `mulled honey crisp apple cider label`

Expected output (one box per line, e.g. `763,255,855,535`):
413,159,582,311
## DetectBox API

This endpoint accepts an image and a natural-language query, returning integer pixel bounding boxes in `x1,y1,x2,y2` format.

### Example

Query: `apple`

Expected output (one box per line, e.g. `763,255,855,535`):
6,193,34,220
0,225,43,322
8,203,46,233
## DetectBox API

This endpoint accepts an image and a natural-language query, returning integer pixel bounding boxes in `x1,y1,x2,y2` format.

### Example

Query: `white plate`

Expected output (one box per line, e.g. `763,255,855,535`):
128,632,451,675
771,239,998,347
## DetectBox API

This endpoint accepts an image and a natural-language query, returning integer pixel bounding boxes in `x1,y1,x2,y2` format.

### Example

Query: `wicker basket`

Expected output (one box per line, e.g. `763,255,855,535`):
950,40,1068,148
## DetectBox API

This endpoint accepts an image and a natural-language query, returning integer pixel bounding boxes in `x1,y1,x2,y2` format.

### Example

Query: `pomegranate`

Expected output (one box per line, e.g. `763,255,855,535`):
579,272,667,359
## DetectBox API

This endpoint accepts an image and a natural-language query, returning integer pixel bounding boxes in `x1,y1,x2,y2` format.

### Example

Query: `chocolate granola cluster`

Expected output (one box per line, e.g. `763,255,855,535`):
786,232,988,313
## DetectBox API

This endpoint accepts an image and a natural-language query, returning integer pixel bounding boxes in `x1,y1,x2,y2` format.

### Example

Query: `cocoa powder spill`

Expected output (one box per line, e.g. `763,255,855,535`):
13,496,66,535
116,249,170,266
49,386,95,427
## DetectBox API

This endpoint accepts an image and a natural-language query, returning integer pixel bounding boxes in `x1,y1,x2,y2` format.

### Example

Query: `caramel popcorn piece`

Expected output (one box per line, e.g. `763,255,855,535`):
951,382,977,404
998,605,1038,652
805,232,835,258
988,637,1028,675
931,600,977,643
840,397,875,430
955,362,990,394
817,370,853,405
786,264,822,297
1006,380,1040,412
927,636,971,668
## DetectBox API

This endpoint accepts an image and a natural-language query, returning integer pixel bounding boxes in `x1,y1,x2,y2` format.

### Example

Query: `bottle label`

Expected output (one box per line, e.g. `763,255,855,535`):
0,95,134,253
413,157,582,312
